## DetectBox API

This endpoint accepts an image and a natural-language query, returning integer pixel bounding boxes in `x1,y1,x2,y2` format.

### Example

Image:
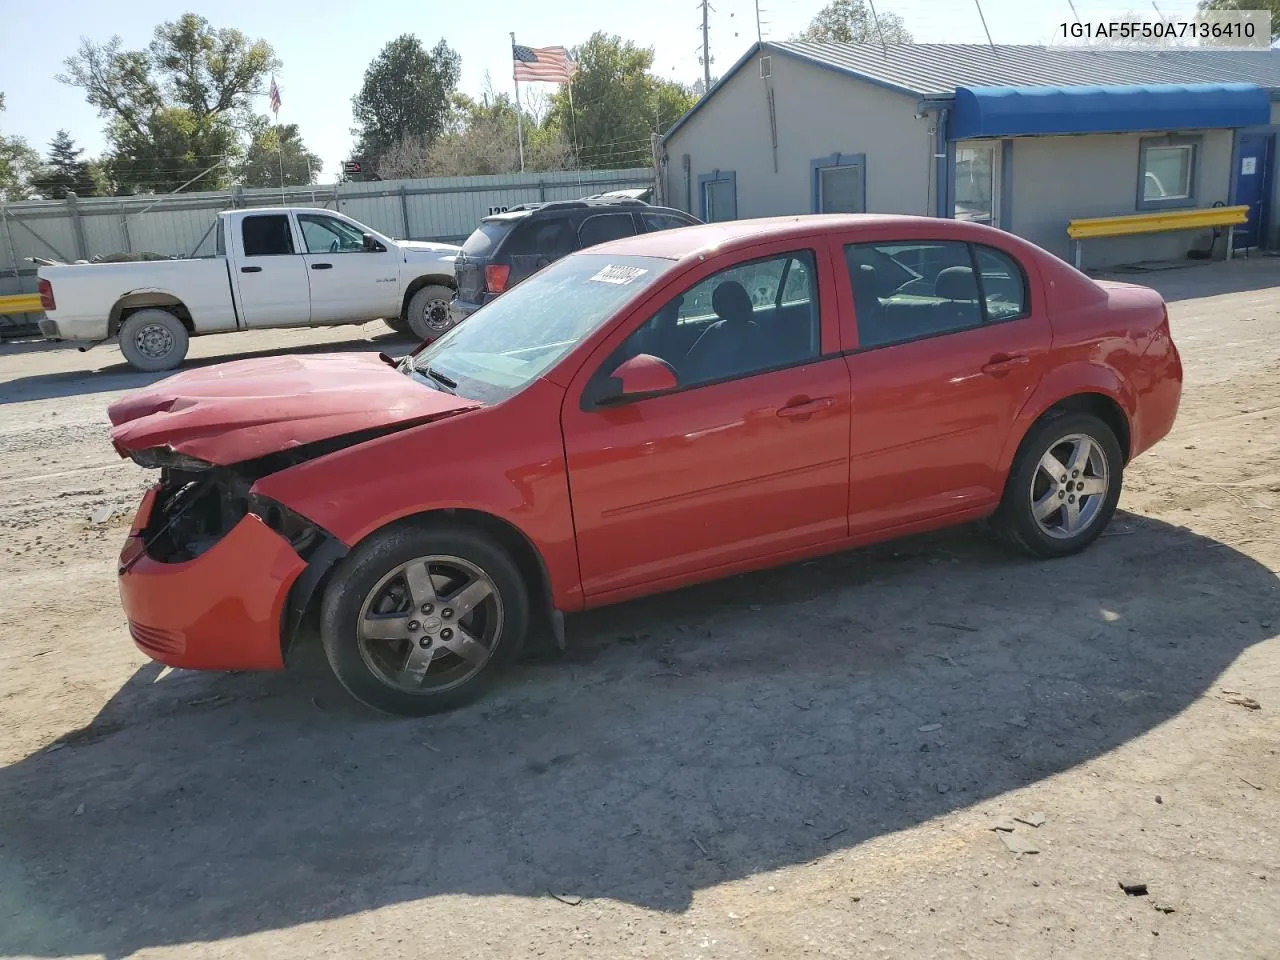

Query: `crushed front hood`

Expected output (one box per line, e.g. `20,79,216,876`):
108,353,482,466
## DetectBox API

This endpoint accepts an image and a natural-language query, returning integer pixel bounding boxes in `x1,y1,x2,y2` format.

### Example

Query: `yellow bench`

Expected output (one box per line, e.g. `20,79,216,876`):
1067,205,1249,269
0,293,42,317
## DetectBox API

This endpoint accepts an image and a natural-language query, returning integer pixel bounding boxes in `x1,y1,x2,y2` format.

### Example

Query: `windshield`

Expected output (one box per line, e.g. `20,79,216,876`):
408,253,672,404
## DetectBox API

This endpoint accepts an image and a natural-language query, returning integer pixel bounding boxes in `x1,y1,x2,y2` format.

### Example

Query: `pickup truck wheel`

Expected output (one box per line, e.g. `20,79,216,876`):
405,285,455,341
118,309,189,372
320,521,529,716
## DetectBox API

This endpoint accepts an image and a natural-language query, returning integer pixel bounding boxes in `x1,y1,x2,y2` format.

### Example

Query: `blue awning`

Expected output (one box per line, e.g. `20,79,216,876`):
950,83,1271,139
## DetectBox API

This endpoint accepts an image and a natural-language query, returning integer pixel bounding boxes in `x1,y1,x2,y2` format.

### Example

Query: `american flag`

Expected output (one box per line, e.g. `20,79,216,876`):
268,76,281,116
512,44,577,83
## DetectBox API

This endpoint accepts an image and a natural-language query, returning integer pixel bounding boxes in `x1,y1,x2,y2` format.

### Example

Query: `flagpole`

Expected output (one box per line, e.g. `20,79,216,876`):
511,32,526,173
270,75,286,203
567,79,582,185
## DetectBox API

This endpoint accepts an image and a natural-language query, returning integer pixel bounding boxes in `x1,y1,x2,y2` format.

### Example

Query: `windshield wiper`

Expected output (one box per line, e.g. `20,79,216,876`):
424,366,457,391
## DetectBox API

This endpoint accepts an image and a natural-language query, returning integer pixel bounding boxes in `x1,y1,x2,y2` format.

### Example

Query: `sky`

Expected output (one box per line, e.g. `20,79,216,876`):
0,0,1216,184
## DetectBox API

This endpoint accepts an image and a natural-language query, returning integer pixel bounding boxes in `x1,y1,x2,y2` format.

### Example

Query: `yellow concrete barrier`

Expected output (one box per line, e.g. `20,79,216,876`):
0,293,43,316
1067,205,1249,267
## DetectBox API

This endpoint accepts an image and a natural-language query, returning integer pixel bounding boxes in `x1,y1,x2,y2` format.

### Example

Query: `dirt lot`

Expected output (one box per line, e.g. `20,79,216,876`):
1,260,1278,960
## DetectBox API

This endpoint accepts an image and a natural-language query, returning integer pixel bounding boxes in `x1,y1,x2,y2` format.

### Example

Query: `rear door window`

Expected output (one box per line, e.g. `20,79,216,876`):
579,213,638,248
241,215,294,256
641,212,694,232
462,221,515,257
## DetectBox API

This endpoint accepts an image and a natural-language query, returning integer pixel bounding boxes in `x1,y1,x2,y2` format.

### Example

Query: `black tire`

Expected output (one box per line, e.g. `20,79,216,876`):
384,316,412,336
118,308,190,372
992,411,1124,559
405,284,456,341
319,520,529,716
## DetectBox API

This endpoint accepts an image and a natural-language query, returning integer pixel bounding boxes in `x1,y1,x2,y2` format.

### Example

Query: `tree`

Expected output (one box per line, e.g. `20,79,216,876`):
238,121,322,186
794,0,913,44
0,92,42,200
379,87,570,178
1197,0,1280,42
59,13,280,193
548,33,698,170
30,130,99,199
351,35,461,171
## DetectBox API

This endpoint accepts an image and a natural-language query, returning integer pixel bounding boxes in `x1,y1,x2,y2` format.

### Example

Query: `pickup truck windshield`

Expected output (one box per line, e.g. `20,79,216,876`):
411,253,672,404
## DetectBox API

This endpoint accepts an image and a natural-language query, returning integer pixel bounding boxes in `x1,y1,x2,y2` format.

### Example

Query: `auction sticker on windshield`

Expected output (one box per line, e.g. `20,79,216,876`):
589,264,649,285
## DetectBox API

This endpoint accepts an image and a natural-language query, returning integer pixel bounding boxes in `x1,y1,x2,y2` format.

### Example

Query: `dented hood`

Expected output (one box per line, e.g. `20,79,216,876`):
107,353,482,466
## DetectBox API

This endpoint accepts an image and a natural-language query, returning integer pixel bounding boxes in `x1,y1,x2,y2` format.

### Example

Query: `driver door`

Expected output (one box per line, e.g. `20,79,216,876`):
298,213,401,323
561,240,852,603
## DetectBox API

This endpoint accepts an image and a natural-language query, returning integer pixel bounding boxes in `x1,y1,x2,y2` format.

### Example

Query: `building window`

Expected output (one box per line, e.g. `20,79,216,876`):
1138,136,1200,210
954,142,1000,225
811,153,866,213
698,170,737,222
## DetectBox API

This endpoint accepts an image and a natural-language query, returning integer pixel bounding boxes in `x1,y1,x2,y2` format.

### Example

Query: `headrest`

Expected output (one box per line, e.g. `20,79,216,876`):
712,280,754,323
854,262,891,299
935,266,978,301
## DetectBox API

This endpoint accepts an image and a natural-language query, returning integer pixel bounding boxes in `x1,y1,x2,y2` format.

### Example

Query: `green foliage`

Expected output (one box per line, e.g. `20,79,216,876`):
794,0,913,44
59,13,281,193
0,92,42,201
30,130,99,199
1197,0,1280,41
351,35,462,170
548,33,697,170
238,121,323,187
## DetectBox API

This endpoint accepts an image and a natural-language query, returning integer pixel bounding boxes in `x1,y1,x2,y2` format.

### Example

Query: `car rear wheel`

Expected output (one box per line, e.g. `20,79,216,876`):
319,521,529,716
404,285,456,341
118,309,190,372
992,412,1123,559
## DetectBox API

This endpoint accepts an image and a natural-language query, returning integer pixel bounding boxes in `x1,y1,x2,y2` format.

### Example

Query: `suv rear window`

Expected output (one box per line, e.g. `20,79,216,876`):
462,221,515,257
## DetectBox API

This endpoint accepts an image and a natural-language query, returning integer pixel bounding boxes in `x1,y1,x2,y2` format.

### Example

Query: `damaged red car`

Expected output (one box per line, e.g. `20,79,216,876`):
109,215,1183,716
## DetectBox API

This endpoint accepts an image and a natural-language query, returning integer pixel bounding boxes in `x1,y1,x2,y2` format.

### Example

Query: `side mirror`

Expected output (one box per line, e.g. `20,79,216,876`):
599,354,678,404
362,233,379,252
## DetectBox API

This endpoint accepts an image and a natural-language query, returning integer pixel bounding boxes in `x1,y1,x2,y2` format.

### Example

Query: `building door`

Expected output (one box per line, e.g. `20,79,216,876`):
1233,133,1273,250
953,141,1001,226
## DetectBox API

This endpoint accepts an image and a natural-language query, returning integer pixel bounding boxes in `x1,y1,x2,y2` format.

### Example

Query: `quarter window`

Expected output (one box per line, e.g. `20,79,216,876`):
974,245,1028,321
603,250,821,391
241,215,294,256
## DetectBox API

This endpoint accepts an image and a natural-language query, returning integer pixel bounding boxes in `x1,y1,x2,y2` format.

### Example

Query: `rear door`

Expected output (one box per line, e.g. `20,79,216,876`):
837,236,1052,534
296,212,400,322
230,213,312,327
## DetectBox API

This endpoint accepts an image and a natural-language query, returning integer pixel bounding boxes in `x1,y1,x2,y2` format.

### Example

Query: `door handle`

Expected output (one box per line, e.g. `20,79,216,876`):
240,266,262,273
981,353,1029,375
311,262,333,270
776,396,834,418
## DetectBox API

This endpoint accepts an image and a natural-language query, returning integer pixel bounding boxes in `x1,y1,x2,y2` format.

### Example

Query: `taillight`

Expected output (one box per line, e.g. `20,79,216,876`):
38,278,55,311
485,264,510,293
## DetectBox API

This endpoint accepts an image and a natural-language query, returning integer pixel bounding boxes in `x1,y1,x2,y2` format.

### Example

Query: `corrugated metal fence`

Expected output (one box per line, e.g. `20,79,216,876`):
0,167,653,336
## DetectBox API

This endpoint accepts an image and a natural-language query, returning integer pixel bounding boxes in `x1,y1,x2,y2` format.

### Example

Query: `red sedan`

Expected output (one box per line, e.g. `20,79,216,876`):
109,215,1182,715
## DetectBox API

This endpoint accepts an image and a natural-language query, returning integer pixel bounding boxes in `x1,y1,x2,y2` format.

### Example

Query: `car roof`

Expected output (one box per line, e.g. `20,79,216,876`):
480,199,688,225
581,214,1041,261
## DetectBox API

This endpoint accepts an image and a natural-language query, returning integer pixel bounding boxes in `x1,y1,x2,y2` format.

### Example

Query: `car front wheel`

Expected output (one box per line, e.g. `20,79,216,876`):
320,522,529,716
993,411,1123,559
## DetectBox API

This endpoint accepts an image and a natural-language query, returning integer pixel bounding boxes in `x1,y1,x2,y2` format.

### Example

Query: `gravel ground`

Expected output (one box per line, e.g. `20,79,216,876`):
0,261,1278,960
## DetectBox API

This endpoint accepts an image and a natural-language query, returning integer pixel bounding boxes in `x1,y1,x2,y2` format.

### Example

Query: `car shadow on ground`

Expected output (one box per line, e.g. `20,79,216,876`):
0,329,418,406
1,514,1277,958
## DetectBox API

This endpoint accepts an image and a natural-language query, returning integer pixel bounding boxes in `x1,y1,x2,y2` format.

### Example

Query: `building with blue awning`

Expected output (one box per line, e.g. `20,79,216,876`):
657,43,1280,268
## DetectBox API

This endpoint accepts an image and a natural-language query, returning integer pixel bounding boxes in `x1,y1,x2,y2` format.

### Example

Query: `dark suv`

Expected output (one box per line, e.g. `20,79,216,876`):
448,198,701,327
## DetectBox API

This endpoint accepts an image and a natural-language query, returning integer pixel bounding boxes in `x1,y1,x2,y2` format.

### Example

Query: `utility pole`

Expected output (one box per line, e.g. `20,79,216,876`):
700,0,712,92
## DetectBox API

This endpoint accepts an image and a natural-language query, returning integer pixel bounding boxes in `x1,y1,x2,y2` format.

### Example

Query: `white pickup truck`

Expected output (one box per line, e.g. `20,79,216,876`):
35,207,462,371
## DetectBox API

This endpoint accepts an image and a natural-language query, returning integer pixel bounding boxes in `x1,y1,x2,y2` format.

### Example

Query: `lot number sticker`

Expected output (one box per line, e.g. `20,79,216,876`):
1242,157,1257,175
589,264,649,285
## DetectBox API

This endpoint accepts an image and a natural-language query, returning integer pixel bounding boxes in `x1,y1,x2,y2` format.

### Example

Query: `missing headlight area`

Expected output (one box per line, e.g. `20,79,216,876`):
142,470,320,564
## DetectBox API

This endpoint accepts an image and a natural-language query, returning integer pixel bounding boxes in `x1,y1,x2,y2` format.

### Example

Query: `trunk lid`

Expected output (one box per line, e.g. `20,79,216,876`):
108,353,482,466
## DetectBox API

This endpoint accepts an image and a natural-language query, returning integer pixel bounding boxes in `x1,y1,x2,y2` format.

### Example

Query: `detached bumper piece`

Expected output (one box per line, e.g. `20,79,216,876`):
119,485,307,671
